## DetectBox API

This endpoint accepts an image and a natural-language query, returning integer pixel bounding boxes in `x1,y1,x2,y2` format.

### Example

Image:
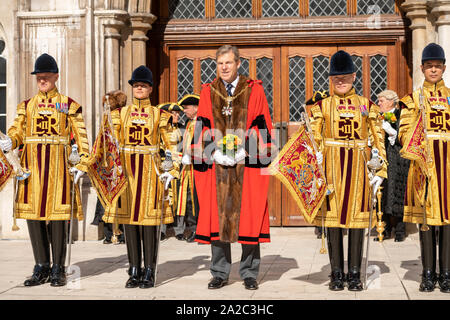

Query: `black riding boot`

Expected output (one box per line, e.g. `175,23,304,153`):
24,220,51,286
347,228,364,291
439,225,450,293
49,221,67,286
419,225,437,292
141,226,157,288
327,228,345,291
124,224,142,288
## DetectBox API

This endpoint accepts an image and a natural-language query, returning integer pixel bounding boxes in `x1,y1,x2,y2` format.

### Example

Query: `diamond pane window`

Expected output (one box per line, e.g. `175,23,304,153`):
216,0,252,18
201,58,216,84
169,0,205,19
309,0,347,16
256,57,274,119
262,0,299,17
370,55,387,102
313,55,330,93
177,58,194,100
289,56,306,121
352,55,363,96
357,0,395,15
238,58,250,76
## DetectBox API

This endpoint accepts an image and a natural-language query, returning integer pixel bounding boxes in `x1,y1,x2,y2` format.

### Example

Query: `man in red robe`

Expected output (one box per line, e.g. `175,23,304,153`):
191,45,273,290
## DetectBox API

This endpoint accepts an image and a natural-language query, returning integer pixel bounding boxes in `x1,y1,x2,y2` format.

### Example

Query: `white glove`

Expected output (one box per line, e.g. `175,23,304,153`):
0,136,12,153
69,167,85,184
382,120,397,136
316,151,323,165
159,172,175,190
234,147,246,163
370,175,384,197
213,150,236,166
181,153,191,165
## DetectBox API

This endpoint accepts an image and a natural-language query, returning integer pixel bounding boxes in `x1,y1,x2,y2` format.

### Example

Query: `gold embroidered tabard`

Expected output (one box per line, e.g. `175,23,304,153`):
7,87,90,221
399,80,450,226
103,98,179,226
310,88,387,229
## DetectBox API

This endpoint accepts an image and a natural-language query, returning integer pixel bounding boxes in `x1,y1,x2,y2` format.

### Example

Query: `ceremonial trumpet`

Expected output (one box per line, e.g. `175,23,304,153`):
0,131,31,231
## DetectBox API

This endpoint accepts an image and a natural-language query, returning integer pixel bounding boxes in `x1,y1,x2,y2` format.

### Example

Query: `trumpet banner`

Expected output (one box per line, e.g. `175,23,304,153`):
269,126,327,223
87,115,127,208
0,150,12,191
400,113,428,202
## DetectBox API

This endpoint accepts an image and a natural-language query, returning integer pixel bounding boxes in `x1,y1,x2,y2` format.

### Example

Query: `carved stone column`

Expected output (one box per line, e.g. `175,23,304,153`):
431,0,450,84
402,0,429,89
100,12,127,92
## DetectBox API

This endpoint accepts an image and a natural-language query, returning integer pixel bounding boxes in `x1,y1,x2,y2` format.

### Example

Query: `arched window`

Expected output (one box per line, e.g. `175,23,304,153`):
0,39,6,133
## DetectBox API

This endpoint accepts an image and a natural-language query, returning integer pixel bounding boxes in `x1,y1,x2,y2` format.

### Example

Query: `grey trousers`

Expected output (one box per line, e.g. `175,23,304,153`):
210,241,260,280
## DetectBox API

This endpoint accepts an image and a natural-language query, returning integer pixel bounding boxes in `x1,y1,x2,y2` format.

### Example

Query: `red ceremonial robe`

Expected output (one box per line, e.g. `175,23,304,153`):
192,76,273,245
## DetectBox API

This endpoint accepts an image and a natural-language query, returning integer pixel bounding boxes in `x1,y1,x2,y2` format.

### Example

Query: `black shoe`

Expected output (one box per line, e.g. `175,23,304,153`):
160,233,167,241
103,238,112,244
208,277,228,289
139,267,155,289
328,270,345,291
119,239,126,244
186,232,196,243
438,271,450,293
243,277,258,290
175,234,184,241
125,266,141,288
419,269,437,292
50,264,66,287
24,264,50,287
347,270,363,291
394,233,406,242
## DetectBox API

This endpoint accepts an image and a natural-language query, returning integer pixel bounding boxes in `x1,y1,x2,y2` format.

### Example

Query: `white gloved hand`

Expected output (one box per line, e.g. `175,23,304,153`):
69,167,85,184
234,147,246,163
388,133,397,146
370,175,384,197
181,153,191,165
213,150,236,166
316,151,323,165
382,120,397,136
0,136,12,153
159,172,175,190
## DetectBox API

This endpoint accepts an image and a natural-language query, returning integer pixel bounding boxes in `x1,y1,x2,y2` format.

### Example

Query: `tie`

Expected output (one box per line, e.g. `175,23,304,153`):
226,83,233,96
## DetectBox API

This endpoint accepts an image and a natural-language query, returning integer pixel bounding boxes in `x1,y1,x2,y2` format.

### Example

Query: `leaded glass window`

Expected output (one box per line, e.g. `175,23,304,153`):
289,56,306,122
370,55,387,102
238,58,250,77
177,58,194,100
201,58,216,84
256,57,274,119
309,0,347,16
357,0,395,15
262,0,299,17
313,55,329,93
352,55,363,96
0,40,6,133
216,0,252,18
169,0,205,19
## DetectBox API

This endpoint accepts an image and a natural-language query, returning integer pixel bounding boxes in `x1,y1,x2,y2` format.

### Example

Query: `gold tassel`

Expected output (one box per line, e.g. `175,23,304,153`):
111,221,122,244
319,199,327,254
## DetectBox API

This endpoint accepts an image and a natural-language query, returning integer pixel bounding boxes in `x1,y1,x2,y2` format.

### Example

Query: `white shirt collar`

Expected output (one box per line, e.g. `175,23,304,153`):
222,75,240,95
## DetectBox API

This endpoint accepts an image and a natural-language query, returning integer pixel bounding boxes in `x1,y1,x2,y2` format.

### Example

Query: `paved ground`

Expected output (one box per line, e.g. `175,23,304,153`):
0,227,449,300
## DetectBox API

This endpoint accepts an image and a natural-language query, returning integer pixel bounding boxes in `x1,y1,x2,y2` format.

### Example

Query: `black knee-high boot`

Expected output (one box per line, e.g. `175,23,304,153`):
141,226,158,288
326,227,344,291
419,225,437,292
438,225,450,293
48,221,67,286
347,228,364,291
124,224,142,288
24,220,51,286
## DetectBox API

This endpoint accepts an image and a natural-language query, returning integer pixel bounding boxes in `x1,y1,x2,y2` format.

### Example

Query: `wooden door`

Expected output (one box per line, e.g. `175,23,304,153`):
168,46,283,226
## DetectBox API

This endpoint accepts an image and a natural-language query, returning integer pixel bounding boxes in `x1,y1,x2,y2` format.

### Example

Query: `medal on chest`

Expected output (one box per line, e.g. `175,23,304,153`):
222,97,233,117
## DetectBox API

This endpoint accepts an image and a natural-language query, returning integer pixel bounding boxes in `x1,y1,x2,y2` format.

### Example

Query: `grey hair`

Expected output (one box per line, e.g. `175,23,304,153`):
216,45,240,62
377,90,399,105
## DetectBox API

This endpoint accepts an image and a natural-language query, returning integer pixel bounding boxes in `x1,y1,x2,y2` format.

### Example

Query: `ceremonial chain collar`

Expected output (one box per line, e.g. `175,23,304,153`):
211,84,248,116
